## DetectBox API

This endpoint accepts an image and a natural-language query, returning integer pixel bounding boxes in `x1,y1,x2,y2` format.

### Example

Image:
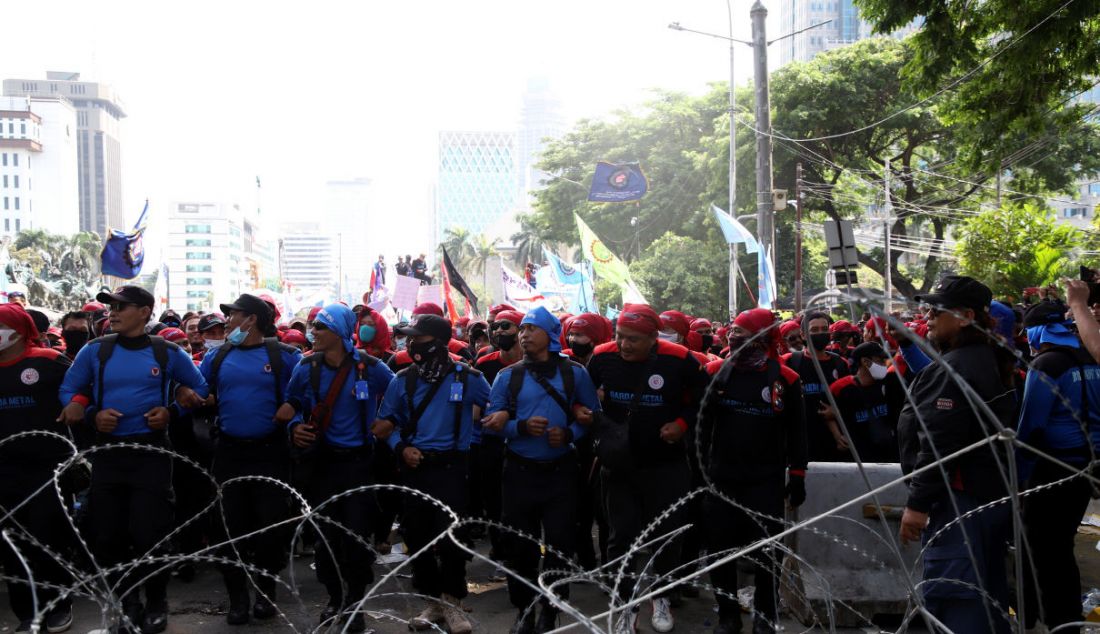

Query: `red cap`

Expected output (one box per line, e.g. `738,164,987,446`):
734,308,775,335
619,304,660,336
257,293,281,322
830,320,859,335
689,318,713,332
307,306,323,322
281,329,308,346
82,302,106,313
488,303,517,320
159,327,187,343
455,316,471,329
659,310,690,338
494,310,524,326
565,312,609,344
358,307,392,354
778,321,801,339
413,302,444,317
0,304,41,347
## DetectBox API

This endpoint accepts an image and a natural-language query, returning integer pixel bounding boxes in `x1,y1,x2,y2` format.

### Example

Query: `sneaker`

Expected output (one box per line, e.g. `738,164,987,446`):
15,620,32,633
46,605,73,633
227,591,251,626
651,597,674,633
440,594,472,634
408,600,444,630
141,601,168,634
613,610,638,634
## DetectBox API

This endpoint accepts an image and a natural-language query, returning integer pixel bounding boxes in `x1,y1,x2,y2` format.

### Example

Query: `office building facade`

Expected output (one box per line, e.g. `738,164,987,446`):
0,96,79,237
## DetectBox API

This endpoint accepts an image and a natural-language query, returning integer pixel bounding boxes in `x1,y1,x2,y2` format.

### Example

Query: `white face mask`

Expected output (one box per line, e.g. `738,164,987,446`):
205,338,225,350
0,327,20,352
868,362,889,381
657,330,679,342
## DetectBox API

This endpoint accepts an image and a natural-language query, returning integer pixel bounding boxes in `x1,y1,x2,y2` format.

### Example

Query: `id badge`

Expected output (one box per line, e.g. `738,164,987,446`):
449,381,464,403
354,380,370,401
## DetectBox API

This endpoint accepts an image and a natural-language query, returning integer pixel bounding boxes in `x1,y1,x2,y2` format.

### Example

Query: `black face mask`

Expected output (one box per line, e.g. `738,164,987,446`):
62,330,89,355
728,335,768,370
409,339,449,382
700,334,714,351
570,341,594,358
809,333,831,351
493,332,517,351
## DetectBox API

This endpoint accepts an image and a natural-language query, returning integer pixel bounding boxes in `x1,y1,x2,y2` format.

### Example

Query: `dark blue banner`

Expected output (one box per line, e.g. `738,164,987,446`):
100,227,145,279
587,161,648,202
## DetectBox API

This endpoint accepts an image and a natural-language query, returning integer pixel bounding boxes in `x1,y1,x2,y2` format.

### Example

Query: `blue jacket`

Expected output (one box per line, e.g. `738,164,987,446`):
485,359,600,460
378,363,491,453
1016,345,1100,482
60,335,209,436
200,342,302,439
286,350,394,448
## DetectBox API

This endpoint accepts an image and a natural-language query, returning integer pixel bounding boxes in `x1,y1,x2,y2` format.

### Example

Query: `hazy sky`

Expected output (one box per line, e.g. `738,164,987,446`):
1,0,773,264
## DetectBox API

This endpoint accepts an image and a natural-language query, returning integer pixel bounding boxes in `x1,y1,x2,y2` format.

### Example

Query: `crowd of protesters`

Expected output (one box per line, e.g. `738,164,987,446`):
0,272,1097,634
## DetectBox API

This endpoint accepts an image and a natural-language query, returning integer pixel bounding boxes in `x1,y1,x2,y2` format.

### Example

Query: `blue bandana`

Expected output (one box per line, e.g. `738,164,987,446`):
520,306,562,353
1026,323,1079,350
314,303,357,352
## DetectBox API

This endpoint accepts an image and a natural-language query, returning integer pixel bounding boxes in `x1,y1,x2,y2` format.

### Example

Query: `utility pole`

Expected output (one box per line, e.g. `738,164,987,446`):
727,0,739,319
883,158,894,315
795,162,804,312
751,0,775,284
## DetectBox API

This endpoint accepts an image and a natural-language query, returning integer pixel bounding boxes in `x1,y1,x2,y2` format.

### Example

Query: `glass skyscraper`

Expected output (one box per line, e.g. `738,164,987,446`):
434,131,518,245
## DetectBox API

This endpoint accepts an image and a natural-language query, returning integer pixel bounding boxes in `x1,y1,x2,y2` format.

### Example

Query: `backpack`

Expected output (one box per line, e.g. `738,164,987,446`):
505,356,578,421
400,363,474,450
306,350,380,441
94,334,170,409
208,337,291,405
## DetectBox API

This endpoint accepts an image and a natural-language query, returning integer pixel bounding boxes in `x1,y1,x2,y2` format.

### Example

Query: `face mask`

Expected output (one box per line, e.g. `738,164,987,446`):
657,330,679,342
700,334,715,351
570,341,594,358
454,327,463,338
205,338,225,350
306,331,316,345
358,324,376,344
0,327,20,352
62,330,89,355
868,362,889,381
493,332,517,351
809,333,831,351
227,325,249,346
409,339,442,363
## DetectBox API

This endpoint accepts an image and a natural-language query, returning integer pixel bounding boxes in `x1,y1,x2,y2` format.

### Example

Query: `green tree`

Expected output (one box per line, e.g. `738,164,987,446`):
467,234,500,302
630,232,729,319
956,201,1079,296
8,229,103,309
439,227,474,269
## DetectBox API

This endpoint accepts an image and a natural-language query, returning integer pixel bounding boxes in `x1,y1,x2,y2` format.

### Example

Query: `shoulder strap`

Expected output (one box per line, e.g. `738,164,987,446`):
765,358,782,413
507,364,526,418
149,336,170,406
263,337,284,405
789,351,804,372
525,358,577,421
453,364,468,450
400,366,447,444
95,334,119,409
208,344,234,398
309,354,324,404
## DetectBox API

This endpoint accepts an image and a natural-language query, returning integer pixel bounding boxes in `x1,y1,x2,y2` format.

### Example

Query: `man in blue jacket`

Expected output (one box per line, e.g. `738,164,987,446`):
200,294,302,626
58,285,208,634
482,306,600,634
373,314,490,634
285,303,394,632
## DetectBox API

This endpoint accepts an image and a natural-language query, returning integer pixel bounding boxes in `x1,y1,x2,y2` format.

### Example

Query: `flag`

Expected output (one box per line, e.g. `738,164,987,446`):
440,246,480,315
502,262,546,309
542,248,597,313
711,204,759,253
440,264,460,322
574,213,647,304
588,162,648,202
153,261,169,311
542,247,585,286
758,245,778,309
100,200,149,279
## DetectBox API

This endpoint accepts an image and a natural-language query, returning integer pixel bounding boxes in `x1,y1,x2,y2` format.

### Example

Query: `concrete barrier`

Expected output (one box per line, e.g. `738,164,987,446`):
780,461,921,628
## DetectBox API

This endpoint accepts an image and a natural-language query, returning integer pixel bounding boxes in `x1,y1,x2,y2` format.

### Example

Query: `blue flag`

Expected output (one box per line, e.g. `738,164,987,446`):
587,162,648,202
542,247,585,285
100,200,148,279
712,204,759,253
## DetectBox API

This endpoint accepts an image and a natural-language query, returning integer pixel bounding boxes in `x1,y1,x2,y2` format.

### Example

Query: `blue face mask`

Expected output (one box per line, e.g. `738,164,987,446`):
395,337,406,351
227,325,249,346
358,324,376,344
306,331,316,345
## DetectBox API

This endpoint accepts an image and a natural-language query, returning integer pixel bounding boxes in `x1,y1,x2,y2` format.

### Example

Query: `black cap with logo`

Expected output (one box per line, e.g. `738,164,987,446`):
96,285,155,309
914,276,993,313
198,313,227,332
219,294,274,323
394,314,452,343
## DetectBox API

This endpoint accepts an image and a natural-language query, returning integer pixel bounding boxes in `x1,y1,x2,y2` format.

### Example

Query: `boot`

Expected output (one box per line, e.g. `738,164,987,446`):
252,577,278,620
409,600,444,630
440,594,472,634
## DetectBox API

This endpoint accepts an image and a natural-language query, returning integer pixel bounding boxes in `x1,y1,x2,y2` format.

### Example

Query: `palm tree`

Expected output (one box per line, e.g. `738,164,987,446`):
440,227,474,269
468,234,501,302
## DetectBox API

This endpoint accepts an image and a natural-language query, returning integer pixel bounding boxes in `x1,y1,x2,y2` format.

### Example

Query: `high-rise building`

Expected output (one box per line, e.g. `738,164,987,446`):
3,72,126,236
165,201,252,312
0,95,78,237
517,78,566,200
775,0,921,67
435,131,519,249
279,223,337,296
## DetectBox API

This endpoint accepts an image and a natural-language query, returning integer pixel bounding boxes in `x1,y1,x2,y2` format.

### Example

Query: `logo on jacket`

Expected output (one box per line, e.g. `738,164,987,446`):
263,363,272,373
151,366,161,377
648,374,665,390
935,398,954,410
20,368,39,385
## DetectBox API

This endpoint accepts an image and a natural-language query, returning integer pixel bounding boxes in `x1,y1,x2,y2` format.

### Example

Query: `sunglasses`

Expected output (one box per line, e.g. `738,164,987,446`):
311,322,329,331
785,335,804,344
490,322,515,331
108,302,135,312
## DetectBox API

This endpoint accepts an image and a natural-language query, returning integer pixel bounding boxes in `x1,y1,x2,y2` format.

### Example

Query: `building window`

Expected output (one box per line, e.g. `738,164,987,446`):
13,198,18,211
185,239,212,247
187,291,207,299
185,224,212,234
2,176,6,187
1090,182,1100,197
186,278,213,286
185,265,212,272
12,154,17,167
1064,207,1088,218
14,219,19,232
12,176,17,189
2,198,6,210
1,154,5,166
19,123,25,136
3,219,7,231
185,251,212,260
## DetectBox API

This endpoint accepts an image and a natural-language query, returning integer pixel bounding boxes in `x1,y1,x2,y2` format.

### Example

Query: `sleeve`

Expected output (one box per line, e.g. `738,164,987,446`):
199,350,215,382
368,358,396,397
905,369,978,513
59,343,97,408
570,366,601,441
785,377,808,473
899,340,933,375
487,368,517,438
1014,368,1057,483
285,359,312,428
279,349,303,399
378,375,408,450
675,354,705,432
171,346,209,398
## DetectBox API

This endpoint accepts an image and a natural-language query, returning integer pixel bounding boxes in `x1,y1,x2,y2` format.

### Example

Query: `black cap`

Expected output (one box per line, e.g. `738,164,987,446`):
219,294,273,322
96,285,155,309
25,309,50,334
198,313,227,332
851,341,888,365
8,290,25,298
914,276,992,313
394,314,452,343
1022,301,1068,328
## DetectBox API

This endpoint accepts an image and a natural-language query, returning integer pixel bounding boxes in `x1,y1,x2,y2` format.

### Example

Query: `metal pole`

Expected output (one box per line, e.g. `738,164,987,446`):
795,162,803,312
727,0,738,319
751,0,775,289
884,158,893,315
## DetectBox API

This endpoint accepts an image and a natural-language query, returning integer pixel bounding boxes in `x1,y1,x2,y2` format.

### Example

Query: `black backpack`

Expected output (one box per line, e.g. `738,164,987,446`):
94,334,171,409
505,356,579,422
208,337,292,405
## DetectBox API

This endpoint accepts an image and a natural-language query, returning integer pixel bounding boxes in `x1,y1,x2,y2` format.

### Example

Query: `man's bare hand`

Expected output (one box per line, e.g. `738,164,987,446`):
402,446,423,468
899,507,928,546
144,406,170,430
95,408,123,433
292,423,317,448
371,419,395,440
659,422,685,444
525,416,549,437
547,426,569,448
57,402,85,426
481,411,508,432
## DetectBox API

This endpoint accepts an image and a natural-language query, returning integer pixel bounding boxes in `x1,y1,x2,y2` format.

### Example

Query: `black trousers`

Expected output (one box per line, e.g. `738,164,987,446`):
1022,460,1097,632
306,447,375,607
370,442,402,546
704,478,785,626
87,436,175,606
573,438,601,569
210,436,291,595
601,458,691,601
501,452,579,610
478,436,506,556
402,451,469,599
0,458,76,621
